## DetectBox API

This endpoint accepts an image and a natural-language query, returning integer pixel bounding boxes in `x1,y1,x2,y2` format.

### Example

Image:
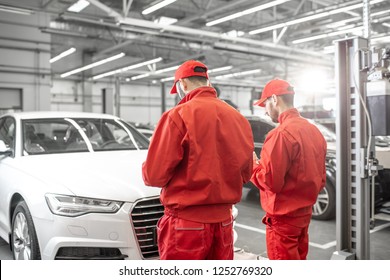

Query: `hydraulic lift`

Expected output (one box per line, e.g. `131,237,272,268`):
332,37,390,260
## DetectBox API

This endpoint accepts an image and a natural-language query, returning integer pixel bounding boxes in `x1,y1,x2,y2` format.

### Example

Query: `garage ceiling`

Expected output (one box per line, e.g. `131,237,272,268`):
0,0,389,88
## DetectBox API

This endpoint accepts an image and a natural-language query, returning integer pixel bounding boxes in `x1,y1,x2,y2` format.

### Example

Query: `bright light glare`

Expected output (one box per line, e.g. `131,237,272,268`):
294,69,331,92
323,97,336,111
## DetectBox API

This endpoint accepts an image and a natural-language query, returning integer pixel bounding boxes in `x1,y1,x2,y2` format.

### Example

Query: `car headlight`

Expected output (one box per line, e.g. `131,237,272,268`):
45,193,123,217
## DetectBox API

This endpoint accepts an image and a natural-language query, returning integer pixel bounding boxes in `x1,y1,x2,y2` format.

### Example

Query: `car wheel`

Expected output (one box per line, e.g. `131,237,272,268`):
11,201,41,260
312,180,336,220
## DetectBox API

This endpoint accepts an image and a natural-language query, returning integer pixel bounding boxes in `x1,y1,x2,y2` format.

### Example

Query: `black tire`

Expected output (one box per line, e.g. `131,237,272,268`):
312,180,336,220
11,201,41,260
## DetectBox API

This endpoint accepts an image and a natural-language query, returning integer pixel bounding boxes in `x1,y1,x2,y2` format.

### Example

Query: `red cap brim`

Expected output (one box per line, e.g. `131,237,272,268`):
253,97,266,107
170,81,177,94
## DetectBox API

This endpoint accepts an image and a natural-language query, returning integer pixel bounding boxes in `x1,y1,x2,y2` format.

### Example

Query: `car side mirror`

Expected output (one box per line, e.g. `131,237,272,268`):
0,140,12,157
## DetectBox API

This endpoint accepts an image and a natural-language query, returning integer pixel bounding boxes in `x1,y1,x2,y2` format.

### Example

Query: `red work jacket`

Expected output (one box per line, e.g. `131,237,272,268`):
142,87,254,223
251,109,327,221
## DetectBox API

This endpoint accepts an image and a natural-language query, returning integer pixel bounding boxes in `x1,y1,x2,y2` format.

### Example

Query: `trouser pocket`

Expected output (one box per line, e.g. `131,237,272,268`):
221,216,233,247
174,219,205,252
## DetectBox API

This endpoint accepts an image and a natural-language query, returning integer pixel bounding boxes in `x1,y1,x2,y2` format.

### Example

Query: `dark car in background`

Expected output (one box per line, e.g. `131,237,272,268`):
297,105,335,132
245,115,390,220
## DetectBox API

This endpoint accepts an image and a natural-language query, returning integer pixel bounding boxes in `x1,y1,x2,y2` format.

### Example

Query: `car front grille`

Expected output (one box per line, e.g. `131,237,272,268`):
55,247,126,260
130,197,164,259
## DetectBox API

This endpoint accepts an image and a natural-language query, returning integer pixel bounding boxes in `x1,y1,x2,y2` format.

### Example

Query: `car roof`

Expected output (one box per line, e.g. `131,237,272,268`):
0,111,120,121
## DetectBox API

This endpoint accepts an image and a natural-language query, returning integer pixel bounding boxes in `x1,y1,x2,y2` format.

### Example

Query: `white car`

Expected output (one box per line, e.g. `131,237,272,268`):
0,112,162,260
0,111,239,260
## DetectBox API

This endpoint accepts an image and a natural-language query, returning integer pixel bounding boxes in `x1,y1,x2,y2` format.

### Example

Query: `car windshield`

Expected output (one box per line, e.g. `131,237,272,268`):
22,118,149,155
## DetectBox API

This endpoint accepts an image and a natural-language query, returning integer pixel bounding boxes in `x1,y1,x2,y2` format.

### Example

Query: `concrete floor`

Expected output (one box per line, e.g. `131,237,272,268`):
236,188,390,260
1,188,390,260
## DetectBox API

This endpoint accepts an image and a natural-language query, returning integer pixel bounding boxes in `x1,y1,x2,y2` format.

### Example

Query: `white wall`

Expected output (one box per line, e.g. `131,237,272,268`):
0,12,51,112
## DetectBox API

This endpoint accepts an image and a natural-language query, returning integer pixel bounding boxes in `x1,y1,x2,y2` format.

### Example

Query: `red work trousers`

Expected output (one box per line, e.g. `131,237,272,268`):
157,214,234,260
262,215,310,260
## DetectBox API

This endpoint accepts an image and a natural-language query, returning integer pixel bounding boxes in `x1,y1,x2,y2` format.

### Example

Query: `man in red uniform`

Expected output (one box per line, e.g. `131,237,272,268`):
251,78,327,260
142,60,254,260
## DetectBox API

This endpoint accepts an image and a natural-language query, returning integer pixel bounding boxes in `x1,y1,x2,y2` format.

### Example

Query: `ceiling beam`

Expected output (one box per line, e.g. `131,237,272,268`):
41,0,56,9
119,16,327,59
213,42,332,67
175,0,253,25
87,0,121,18
123,0,134,17
274,0,307,43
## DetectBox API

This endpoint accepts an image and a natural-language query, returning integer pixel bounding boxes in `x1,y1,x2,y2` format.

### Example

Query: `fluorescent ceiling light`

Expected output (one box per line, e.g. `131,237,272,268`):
371,34,390,43
130,65,179,81
154,16,177,26
61,52,125,78
160,77,174,82
68,0,90,13
142,0,177,15
130,66,178,81
131,73,151,81
326,17,360,29
0,4,34,15
249,0,385,35
292,34,327,44
215,69,261,79
371,9,390,17
292,26,363,44
206,0,292,27
50,47,76,63
155,65,179,74
208,66,233,73
93,57,163,80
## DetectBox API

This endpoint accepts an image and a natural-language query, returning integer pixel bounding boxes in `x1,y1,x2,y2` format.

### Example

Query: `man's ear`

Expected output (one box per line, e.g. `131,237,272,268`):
180,78,188,91
272,94,277,104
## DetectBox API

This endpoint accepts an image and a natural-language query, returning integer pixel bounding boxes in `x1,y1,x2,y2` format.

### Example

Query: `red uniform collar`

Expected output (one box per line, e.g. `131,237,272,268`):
178,86,217,105
278,108,301,124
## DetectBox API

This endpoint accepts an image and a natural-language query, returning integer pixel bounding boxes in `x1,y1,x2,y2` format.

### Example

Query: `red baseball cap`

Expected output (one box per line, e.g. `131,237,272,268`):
253,78,295,107
170,60,209,94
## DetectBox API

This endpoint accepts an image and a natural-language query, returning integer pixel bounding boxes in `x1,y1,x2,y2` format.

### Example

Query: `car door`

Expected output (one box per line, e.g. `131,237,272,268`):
244,118,275,190
248,119,275,157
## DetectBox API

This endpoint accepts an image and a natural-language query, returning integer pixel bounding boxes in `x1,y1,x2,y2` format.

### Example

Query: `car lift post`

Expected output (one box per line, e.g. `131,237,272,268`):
332,36,371,260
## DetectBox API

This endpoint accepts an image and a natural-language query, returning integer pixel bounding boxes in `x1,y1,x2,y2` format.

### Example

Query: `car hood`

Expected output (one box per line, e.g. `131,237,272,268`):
14,150,161,202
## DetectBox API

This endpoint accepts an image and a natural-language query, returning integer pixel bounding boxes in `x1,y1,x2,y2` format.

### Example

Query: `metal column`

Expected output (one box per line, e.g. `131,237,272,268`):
115,77,121,117
82,51,93,112
161,82,166,114
333,37,370,260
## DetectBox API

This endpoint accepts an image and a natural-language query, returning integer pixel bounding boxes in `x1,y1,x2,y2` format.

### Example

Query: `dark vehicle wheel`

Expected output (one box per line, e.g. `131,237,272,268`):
312,180,336,220
11,201,41,260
